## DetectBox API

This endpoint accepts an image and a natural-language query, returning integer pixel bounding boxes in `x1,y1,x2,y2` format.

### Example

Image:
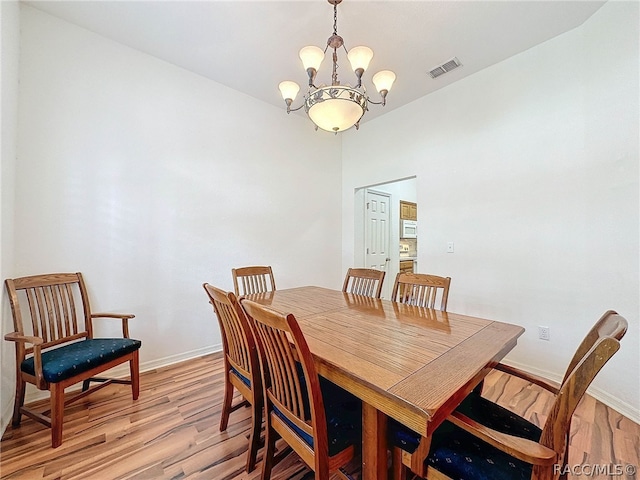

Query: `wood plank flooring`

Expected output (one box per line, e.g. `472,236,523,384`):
1,352,638,479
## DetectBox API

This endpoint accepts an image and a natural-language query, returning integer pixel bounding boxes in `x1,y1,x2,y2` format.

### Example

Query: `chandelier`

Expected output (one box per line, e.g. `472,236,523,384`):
278,0,396,133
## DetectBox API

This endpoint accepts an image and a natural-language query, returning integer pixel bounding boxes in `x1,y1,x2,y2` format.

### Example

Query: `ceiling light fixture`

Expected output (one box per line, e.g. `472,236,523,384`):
278,0,396,133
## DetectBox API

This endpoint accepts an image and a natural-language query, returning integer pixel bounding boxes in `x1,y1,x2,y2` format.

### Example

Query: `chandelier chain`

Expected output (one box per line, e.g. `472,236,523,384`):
331,2,339,86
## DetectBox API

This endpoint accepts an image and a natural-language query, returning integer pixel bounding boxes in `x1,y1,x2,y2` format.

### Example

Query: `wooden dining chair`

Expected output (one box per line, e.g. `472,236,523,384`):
391,272,451,310
342,267,386,298
203,283,263,473
239,298,362,480
232,266,276,297
389,310,628,480
4,272,141,448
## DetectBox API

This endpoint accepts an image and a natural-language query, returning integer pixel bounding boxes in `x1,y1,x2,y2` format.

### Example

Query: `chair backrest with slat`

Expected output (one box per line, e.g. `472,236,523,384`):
240,298,329,474
561,309,627,384
342,268,386,298
203,283,259,389
538,311,627,478
5,273,92,354
391,272,451,310
232,266,276,296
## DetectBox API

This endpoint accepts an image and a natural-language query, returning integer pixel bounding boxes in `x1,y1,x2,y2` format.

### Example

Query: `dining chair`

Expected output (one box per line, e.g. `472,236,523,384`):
232,265,276,297
239,298,362,480
4,272,141,448
342,267,386,298
389,309,628,480
391,272,451,310
202,283,263,473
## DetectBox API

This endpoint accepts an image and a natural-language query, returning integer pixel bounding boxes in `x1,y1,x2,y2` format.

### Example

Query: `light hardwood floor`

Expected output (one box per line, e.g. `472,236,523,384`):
1,352,638,479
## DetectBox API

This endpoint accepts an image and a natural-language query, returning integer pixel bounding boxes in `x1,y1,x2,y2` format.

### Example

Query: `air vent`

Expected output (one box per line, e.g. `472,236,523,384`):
428,57,462,79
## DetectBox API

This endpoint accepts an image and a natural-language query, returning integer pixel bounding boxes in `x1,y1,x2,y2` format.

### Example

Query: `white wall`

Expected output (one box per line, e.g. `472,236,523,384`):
0,0,20,435
342,1,639,421
5,5,343,411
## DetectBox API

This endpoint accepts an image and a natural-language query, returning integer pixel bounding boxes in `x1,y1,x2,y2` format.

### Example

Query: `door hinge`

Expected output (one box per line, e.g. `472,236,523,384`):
366,202,370,209
366,248,369,254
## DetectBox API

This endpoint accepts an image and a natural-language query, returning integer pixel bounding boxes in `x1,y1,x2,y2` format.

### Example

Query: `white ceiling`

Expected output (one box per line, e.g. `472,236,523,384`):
24,0,605,124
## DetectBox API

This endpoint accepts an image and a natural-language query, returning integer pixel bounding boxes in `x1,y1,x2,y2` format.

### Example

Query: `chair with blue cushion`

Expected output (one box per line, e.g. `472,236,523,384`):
4,272,141,448
389,309,628,480
240,298,362,480
203,283,263,472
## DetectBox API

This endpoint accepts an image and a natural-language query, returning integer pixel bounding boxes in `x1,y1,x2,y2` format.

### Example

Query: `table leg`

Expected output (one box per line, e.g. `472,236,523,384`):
362,402,388,480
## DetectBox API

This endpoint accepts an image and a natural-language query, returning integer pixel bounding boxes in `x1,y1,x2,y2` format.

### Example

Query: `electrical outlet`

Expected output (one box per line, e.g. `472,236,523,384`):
538,326,550,341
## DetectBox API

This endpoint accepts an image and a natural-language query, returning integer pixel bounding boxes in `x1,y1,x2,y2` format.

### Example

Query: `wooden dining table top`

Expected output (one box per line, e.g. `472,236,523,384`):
246,286,525,479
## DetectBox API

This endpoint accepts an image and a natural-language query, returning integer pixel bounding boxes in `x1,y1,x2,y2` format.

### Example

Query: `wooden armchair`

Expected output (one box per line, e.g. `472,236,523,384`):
391,272,451,310
342,267,386,298
232,265,276,296
390,310,628,480
4,272,141,447
240,298,361,479
202,283,263,472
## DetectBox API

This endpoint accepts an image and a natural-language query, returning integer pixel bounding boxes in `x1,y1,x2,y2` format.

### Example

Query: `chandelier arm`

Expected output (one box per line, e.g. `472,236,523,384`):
306,68,318,88
286,103,306,114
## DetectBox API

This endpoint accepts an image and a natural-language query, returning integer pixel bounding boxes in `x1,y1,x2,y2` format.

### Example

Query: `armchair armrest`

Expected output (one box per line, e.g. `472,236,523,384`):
91,313,135,319
494,363,560,395
90,313,136,338
4,331,44,345
447,411,557,466
5,332,48,387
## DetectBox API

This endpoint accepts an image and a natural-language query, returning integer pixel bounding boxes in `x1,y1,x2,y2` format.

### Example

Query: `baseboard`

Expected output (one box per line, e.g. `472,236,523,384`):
503,359,640,424
1,397,14,439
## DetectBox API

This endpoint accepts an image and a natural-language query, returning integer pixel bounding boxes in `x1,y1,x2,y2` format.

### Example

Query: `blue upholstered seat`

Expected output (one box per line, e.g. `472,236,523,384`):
230,365,251,387
388,416,423,453
389,391,542,480
272,365,362,456
426,420,535,480
454,391,542,441
21,338,142,383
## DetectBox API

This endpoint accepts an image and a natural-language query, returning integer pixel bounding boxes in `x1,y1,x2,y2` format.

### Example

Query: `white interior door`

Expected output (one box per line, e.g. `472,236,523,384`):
365,190,391,273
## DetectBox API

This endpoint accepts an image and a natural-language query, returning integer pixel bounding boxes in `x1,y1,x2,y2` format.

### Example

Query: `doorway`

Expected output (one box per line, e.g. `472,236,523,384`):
354,177,418,300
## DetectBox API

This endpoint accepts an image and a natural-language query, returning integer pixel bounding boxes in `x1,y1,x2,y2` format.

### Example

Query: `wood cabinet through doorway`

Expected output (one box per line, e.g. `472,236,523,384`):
400,201,417,221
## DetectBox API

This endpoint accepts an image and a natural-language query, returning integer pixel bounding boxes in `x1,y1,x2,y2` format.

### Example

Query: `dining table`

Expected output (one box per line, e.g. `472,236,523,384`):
246,286,525,480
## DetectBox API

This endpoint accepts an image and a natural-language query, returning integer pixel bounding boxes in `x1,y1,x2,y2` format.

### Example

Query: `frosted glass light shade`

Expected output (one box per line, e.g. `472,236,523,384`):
306,86,366,133
279,81,300,101
347,46,374,72
299,46,325,71
372,70,396,93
